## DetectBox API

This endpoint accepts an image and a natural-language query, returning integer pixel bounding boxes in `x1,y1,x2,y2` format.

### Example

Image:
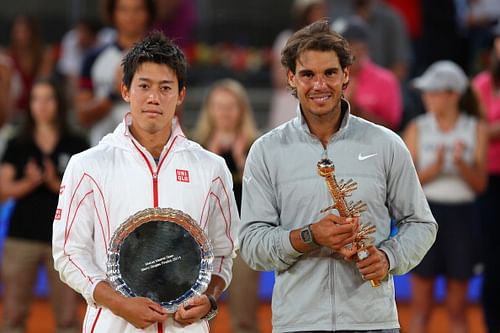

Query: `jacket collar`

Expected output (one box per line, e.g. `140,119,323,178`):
110,112,187,156
293,97,352,141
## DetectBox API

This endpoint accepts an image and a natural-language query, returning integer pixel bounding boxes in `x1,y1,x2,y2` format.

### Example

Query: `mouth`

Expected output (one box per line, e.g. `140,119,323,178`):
142,109,163,117
309,94,332,103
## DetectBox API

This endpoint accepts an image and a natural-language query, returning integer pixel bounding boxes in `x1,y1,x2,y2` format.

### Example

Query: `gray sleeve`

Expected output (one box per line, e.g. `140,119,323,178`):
239,140,303,272
379,135,438,276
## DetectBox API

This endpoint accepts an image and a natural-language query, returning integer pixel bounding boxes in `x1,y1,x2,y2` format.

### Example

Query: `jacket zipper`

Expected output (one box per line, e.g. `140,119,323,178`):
152,171,158,208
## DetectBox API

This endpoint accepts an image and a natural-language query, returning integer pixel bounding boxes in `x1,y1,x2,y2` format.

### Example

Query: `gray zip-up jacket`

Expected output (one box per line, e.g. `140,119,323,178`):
240,100,437,332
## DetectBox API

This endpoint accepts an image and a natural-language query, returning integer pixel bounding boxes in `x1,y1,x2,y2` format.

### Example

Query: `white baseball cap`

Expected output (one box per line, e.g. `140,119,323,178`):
412,60,468,94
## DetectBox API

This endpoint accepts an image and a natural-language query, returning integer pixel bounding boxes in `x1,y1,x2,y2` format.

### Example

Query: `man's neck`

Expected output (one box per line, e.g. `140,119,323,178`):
130,127,171,159
303,104,344,147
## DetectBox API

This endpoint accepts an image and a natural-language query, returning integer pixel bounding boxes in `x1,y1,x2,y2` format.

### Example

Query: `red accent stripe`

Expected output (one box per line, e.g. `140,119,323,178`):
218,256,225,273
157,135,179,171
158,322,163,332
210,192,234,250
200,189,211,228
130,135,180,208
62,172,111,283
90,308,102,333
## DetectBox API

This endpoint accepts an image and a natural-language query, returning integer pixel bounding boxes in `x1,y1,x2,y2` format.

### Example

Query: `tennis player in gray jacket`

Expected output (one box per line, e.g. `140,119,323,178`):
239,20,437,333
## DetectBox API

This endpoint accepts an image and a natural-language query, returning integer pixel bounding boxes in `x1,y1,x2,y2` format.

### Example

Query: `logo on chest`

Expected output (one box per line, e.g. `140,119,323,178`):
176,169,190,183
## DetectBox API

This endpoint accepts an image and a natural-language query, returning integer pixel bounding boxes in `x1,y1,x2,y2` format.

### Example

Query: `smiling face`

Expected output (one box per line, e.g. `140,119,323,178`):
121,61,185,138
287,50,349,122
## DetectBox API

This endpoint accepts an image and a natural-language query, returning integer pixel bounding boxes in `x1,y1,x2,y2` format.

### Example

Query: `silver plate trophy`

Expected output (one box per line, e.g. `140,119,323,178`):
107,207,213,312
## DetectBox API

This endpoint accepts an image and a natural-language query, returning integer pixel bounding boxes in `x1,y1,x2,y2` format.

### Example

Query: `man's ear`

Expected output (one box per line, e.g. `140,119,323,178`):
177,86,186,106
287,69,296,89
343,66,350,86
121,83,130,103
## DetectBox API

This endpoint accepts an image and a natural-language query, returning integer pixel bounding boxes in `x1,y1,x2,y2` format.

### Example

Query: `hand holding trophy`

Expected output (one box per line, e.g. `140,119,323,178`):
317,158,380,287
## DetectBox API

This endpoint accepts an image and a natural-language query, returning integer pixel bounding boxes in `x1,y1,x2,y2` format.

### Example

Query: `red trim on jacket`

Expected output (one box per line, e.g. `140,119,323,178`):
129,134,181,208
90,308,102,333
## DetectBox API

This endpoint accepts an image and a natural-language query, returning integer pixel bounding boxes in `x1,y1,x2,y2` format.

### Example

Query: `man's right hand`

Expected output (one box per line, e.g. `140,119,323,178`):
94,281,168,329
310,214,360,253
290,214,359,254
112,296,169,329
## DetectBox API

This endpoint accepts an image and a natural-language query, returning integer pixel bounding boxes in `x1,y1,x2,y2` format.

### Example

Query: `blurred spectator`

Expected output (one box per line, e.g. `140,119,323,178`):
333,0,412,81
151,0,197,52
463,0,500,74
403,60,487,333
0,15,55,122
0,56,12,159
0,55,13,130
192,78,260,333
268,0,328,128
340,18,402,130
472,22,500,333
57,18,102,97
76,0,154,146
0,77,89,333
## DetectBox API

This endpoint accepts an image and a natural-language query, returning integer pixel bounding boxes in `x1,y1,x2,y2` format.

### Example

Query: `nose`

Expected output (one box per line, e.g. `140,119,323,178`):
147,89,160,104
312,75,327,89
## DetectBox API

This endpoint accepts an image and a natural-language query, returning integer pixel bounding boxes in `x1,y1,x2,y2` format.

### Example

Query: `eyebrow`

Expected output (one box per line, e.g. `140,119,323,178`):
137,77,174,84
297,67,338,74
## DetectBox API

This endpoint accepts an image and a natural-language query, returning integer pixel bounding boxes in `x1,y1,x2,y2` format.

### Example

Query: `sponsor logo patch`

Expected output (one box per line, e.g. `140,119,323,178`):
176,169,190,183
54,208,62,221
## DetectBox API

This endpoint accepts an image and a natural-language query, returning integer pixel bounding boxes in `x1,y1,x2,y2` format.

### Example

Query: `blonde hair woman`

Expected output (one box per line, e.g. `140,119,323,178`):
193,78,258,176
192,78,261,333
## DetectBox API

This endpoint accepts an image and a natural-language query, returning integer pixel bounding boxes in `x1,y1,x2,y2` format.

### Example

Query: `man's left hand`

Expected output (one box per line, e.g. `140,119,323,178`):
355,246,389,282
174,295,211,326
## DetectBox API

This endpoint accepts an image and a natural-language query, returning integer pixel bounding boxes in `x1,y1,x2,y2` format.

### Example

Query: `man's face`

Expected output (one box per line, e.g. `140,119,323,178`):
121,62,185,136
114,0,149,37
288,50,349,119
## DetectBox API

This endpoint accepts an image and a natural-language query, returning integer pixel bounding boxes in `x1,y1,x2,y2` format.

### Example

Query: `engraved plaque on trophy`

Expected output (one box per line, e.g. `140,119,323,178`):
107,208,213,312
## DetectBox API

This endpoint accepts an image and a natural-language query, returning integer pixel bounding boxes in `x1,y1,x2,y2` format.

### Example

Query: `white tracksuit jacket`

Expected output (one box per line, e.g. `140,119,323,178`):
52,115,238,333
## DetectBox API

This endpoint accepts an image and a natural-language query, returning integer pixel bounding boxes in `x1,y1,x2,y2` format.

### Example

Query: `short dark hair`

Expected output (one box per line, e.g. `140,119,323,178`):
121,31,188,91
282,20,353,73
281,20,353,95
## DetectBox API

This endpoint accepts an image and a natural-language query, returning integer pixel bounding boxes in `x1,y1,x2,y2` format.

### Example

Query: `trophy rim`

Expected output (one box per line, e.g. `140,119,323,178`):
106,207,213,312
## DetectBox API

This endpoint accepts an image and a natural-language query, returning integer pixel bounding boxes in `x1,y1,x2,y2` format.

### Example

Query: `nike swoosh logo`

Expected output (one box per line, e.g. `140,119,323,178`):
243,176,252,183
358,153,378,161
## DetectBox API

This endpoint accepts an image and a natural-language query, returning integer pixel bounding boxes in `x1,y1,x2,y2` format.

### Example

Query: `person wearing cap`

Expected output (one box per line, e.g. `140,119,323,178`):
403,60,488,333
240,20,437,332
472,22,500,333
339,18,402,131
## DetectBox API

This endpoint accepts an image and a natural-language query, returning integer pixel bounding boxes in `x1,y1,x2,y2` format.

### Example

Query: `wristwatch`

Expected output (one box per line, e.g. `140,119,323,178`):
300,224,317,245
201,294,218,321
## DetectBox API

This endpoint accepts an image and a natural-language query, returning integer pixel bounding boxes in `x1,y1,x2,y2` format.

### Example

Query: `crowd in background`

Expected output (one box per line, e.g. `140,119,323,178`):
0,0,499,332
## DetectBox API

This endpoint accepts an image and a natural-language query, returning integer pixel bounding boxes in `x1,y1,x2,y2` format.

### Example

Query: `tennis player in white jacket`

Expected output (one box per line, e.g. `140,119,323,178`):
52,32,238,332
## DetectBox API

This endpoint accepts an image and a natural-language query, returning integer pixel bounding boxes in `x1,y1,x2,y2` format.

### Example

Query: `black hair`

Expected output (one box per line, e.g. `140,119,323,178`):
121,31,187,91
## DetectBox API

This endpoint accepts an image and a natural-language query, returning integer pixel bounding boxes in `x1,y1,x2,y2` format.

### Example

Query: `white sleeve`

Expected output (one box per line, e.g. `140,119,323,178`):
52,155,107,305
201,162,239,290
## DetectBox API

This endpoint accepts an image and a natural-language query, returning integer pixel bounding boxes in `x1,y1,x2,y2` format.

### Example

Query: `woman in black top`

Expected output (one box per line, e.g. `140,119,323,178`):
0,77,88,333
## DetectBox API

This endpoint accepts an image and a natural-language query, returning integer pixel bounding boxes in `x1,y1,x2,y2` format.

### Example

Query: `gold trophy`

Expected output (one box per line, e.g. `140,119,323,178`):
317,158,380,287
